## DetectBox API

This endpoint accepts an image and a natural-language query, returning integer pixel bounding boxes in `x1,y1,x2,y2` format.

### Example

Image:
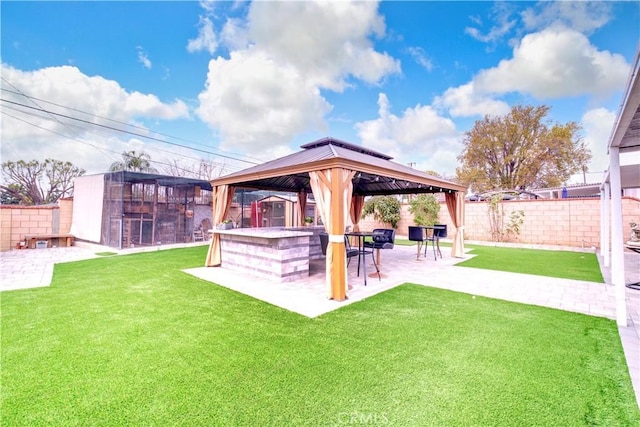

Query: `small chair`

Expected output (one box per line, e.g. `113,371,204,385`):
363,229,394,279
319,232,329,256
363,229,395,251
424,225,446,260
193,228,204,242
344,235,360,266
319,232,359,266
408,226,425,260
433,224,447,258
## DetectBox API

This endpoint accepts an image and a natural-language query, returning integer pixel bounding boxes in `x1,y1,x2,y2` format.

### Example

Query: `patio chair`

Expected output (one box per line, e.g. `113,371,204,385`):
319,232,359,266
193,228,205,242
363,229,396,251
319,232,329,256
344,235,360,267
363,229,393,279
424,225,445,260
433,224,447,258
408,226,425,260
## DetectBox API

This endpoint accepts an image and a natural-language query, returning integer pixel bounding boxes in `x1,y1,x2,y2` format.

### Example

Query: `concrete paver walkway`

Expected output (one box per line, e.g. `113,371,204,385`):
1,241,638,406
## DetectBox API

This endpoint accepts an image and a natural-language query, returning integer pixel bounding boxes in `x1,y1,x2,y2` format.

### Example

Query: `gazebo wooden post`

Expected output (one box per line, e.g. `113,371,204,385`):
329,168,347,301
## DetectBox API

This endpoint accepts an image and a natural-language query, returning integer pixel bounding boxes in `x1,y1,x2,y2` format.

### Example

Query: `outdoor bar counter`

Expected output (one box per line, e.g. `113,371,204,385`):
212,226,324,282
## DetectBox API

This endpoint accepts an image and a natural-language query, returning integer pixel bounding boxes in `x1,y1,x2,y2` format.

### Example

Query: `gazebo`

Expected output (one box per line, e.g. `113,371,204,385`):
205,137,467,301
601,44,640,327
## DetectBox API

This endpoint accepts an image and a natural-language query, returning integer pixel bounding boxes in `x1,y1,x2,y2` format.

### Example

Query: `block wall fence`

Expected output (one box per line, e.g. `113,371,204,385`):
0,198,73,252
359,196,640,249
1,196,638,251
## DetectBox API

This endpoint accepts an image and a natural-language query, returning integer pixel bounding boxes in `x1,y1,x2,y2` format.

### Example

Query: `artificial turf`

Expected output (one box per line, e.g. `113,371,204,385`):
1,246,637,426
456,245,605,282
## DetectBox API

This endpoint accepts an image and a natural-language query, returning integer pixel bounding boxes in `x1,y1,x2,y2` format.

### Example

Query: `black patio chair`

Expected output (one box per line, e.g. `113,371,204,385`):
363,229,394,279
424,225,445,260
319,232,359,266
363,228,396,251
408,226,425,260
344,235,360,267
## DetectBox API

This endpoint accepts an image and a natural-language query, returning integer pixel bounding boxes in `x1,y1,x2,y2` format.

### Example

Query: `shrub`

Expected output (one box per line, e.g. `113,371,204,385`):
362,196,401,229
408,194,440,226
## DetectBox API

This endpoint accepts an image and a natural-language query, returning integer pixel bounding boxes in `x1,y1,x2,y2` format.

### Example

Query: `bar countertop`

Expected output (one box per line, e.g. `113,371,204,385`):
211,227,315,239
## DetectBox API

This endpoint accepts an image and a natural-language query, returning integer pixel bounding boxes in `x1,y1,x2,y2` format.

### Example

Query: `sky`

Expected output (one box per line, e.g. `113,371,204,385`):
1,1,639,186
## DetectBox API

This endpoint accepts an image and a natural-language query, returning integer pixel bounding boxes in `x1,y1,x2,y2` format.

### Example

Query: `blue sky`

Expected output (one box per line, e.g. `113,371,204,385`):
1,1,638,185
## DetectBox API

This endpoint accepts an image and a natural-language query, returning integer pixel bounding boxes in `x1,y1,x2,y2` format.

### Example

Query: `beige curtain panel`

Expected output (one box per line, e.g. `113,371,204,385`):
206,185,235,267
445,191,465,258
309,168,355,300
297,189,307,226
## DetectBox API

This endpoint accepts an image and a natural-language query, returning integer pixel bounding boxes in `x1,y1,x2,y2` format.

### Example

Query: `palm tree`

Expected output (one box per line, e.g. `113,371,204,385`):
109,150,158,173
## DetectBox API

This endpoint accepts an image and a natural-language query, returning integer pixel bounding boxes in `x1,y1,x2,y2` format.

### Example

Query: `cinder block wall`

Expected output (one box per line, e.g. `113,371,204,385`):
2,197,638,251
0,205,58,251
58,198,74,234
359,197,640,248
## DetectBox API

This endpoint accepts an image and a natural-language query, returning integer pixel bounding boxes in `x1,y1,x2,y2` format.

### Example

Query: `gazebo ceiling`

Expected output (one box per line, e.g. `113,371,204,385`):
211,137,466,195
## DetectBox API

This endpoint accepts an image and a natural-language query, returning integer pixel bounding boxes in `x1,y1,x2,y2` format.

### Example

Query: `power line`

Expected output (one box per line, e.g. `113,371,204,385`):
1,77,118,164
1,97,260,166
1,109,239,177
1,109,118,162
1,86,263,165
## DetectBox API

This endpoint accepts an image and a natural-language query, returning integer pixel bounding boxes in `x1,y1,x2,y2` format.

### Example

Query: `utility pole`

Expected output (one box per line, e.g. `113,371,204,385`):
406,162,416,202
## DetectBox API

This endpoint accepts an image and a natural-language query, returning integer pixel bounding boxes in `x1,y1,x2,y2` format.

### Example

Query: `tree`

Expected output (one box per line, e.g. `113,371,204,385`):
362,196,401,229
0,159,85,205
161,158,228,180
408,194,440,226
109,150,157,173
456,105,591,192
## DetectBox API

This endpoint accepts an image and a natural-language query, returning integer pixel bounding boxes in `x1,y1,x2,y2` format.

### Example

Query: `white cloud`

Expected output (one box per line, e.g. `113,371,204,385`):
136,46,152,69
198,0,216,15
406,46,433,72
433,82,510,118
246,0,399,91
1,64,190,173
581,107,616,174
521,1,612,34
187,15,218,55
220,18,249,51
465,2,517,44
196,49,332,158
196,0,400,158
356,93,462,175
474,25,630,99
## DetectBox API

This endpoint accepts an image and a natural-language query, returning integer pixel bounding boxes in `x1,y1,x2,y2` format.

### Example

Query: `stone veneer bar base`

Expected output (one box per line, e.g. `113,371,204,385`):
216,228,313,282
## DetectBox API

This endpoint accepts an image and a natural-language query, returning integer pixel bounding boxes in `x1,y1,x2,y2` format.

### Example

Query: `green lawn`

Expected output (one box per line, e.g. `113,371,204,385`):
1,246,637,426
456,245,605,282
395,239,604,282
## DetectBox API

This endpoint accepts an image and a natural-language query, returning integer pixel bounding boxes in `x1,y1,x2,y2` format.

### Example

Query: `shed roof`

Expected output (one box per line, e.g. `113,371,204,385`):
211,137,466,195
102,171,213,191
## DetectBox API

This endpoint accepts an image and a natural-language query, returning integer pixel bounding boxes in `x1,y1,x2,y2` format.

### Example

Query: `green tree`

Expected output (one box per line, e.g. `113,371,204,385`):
362,196,401,229
0,159,85,205
109,150,157,173
408,194,440,226
456,105,591,193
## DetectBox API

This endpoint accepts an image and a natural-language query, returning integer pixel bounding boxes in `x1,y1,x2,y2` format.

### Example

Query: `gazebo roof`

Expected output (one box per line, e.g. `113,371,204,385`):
211,137,466,195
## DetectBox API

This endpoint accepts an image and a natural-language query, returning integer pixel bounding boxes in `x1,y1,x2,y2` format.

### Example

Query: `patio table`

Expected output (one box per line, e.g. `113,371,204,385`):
346,231,380,285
